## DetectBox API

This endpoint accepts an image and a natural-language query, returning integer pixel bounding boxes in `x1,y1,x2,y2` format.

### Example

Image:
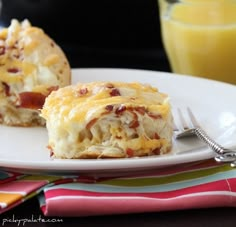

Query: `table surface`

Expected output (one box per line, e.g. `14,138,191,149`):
1,197,235,227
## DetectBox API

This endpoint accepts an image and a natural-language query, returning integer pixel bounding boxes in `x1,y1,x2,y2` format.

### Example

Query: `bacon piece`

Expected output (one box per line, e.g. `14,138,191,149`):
105,105,114,112
7,68,19,73
13,54,20,59
18,92,46,109
129,120,139,128
148,113,162,119
115,105,126,114
0,46,5,55
134,106,146,115
152,148,161,155
2,82,10,96
79,88,88,96
110,88,121,96
126,148,134,157
86,118,98,129
128,110,139,129
154,133,160,139
18,86,59,109
47,145,54,157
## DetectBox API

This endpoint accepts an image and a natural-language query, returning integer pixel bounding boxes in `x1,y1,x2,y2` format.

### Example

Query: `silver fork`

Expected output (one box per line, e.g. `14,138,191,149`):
175,107,236,167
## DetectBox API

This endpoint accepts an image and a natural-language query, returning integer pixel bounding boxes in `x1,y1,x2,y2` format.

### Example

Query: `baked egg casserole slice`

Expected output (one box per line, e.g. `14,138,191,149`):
0,19,71,126
41,81,173,159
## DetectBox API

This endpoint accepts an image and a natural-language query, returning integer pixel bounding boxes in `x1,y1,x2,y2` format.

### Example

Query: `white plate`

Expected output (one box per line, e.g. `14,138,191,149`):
1,68,236,175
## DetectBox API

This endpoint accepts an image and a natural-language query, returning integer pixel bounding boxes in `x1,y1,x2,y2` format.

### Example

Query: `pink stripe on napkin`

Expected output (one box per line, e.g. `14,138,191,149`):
42,187,236,217
39,160,236,217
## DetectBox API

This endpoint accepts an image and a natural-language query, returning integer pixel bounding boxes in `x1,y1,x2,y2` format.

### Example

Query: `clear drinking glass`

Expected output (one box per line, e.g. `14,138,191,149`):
158,0,236,84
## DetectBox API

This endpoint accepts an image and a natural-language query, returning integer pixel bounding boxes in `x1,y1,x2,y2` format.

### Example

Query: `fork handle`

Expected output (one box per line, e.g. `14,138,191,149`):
194,128,225,155
194,127,236,165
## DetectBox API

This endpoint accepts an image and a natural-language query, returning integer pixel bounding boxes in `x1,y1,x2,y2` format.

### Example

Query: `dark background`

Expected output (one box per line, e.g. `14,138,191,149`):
0,0,171,71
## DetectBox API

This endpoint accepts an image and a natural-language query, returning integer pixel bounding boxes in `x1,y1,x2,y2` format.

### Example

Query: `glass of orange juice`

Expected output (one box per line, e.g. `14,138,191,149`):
158,0,236,84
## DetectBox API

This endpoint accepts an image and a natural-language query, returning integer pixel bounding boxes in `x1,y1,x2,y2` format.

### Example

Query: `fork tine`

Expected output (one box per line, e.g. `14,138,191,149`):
177,108,189,130
187,107,200,128
173,120,179,132
175,107,199,139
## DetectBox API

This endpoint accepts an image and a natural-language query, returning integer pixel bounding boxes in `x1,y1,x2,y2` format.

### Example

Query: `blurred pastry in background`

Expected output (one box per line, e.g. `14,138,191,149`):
41,81,173,159
0,19,71,126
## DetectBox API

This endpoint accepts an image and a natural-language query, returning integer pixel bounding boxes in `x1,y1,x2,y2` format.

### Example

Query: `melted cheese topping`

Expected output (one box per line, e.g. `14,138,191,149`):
42,82,169,124
0,19,71,93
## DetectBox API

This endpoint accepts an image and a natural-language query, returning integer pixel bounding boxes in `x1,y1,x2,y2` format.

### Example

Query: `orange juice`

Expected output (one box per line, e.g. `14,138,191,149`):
159,0,236,84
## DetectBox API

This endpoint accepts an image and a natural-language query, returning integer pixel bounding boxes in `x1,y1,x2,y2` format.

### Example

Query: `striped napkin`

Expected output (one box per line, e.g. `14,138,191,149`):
1,159,236,217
